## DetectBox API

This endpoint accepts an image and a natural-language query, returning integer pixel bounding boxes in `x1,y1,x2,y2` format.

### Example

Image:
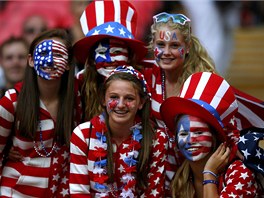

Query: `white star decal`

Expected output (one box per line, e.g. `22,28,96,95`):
226,178,233,184
61,176,68,184
50,185,57,193
118,164,125,173
241,149,251,159
105,24,114,33
240,172,249,180
123,143,129,149
95,43,107,60
60,188,69,197
53,173,60,181
62,151,69,159
154,177,160,185
229,169,238,176
153,150,161,157
120,153,127,160
150,189,159,196
92,29,100,35
239,136,248,144
228,192,236,198
160,131,167,139
119,28,126,36
158,165,164,173
247,180,253,188
150,161,157,168
53,157,58,164
235,182,244,190
152,139,159,147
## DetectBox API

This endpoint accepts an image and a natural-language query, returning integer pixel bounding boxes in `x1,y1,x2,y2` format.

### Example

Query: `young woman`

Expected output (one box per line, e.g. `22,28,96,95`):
0,29,80,197
70,66,168,197
73,0,148,121
160,72,261,197
145,12,217,194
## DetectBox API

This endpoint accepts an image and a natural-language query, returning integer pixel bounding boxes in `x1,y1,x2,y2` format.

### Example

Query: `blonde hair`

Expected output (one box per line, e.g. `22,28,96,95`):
171,160,195,198
148,18,217,88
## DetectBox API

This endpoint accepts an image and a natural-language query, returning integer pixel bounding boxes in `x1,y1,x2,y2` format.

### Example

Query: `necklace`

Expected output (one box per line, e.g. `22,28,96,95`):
93,114,142,197
161,70,166,100
33,120,57,157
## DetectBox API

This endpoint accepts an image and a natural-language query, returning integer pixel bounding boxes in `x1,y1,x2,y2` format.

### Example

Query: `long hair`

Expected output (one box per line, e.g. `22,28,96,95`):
148,18,217,88
101,72,154,189
81,38,139,121
171,115,219,197
16,28,75,146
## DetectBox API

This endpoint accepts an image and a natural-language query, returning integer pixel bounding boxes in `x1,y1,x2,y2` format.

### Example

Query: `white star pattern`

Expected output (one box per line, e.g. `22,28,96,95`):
53,173,60,181
120,153,127,160
95,43,107,60
50,185,57,193
154,177,160,185
239,135,248,144
247,180,253,188
256,149,261,158
119,28,126,36
241,149,251,159
53,157,58,164
157,165,164,173
226,178,233,184
152,139,159,147
150,189,159,196
105,24,114,33
240,172,249,180
61,176,68,184
229,170,238,176
62,151,69,159
153,150,161,157
60,188,69,197
150,161,157,168
235,182,244,190
228,192,236,198
118,164,125,173
92,29,100,35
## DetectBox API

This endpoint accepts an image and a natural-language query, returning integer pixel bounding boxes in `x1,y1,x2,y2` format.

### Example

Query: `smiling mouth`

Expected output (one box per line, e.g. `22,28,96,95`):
113,110,128,115
186,147,199,152
41,67,55,72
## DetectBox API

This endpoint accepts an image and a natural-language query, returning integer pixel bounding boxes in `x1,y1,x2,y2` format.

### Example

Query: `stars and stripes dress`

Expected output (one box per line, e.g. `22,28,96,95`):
69,114,168,197
0,84,81,198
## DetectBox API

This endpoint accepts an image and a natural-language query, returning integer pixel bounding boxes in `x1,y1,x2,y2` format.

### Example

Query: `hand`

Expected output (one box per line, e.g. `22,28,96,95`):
204,143,230,175
8,147,24,162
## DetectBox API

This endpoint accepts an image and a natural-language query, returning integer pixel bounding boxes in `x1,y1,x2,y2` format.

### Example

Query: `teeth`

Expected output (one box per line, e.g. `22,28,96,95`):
187,148,198,151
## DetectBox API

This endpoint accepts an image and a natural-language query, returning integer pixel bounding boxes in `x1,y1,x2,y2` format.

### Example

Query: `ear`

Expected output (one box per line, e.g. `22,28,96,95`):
28,54,34,68
138,98,146,110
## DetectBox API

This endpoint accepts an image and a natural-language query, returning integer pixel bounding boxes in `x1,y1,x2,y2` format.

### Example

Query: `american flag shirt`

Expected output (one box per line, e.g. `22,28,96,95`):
69,114,168,197
0,83,82,197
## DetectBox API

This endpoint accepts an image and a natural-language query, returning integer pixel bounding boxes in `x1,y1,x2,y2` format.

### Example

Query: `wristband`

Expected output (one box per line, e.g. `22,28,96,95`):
202,170,218,178
202,180,219,185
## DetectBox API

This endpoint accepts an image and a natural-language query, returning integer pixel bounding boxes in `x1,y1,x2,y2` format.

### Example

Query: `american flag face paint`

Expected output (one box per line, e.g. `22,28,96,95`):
154,47,163,62
176,115,213,161
93,38,129,77
33,40,69,80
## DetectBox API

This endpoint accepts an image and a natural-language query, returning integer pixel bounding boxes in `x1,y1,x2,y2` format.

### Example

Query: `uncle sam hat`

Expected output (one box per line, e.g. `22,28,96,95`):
73,0,147,64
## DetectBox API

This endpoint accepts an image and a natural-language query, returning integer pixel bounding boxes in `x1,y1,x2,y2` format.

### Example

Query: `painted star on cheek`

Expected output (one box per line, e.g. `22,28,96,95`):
94,43,108,61
178,47,185,58
107,99,119,111
154,47,163,61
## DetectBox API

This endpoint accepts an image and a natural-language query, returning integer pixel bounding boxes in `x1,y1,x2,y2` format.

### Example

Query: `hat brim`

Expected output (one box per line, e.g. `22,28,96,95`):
160,97,227,142
73,35,148,65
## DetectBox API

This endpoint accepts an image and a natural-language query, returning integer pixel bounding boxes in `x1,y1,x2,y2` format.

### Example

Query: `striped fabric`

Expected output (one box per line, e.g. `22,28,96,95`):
0,83,82,198
69,115,168,197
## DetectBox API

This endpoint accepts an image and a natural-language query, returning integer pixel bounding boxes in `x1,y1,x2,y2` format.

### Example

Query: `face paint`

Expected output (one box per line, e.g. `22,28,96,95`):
93,39,129,77
154,47,163,62
159,31,178,42
178,47,185,58
107,98,119,112
33,40,68,80
176,115,213,161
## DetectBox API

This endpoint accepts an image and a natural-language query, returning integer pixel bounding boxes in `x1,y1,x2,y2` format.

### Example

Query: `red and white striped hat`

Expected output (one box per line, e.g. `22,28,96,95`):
160,72,238,142
73,0,147,64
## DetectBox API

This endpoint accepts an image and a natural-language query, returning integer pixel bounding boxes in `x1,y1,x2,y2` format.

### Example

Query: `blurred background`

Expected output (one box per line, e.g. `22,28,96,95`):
0,0,263,100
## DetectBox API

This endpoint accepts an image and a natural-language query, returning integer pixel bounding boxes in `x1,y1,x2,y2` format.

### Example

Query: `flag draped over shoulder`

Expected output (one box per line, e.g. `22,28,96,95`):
232,86,264,130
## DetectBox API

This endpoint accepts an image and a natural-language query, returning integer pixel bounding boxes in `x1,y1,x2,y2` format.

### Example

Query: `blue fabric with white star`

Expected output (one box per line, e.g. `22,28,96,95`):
86,22,134,39
238,127,264,175
190,99,224,128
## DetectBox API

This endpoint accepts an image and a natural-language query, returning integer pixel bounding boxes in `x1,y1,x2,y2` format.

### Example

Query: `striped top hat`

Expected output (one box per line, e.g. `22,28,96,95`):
160,72,238,142
73,0,147,64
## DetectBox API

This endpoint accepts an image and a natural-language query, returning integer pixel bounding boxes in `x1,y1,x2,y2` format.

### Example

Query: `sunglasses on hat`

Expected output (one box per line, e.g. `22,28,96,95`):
153,12,191,25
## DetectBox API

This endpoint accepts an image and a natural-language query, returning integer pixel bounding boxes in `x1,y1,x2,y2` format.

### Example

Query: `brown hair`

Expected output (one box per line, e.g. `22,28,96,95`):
102,72,154,189
16,28,75,146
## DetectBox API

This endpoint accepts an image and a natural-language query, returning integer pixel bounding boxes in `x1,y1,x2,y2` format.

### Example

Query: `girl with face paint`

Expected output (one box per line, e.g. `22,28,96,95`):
160,72,262,198
145,12,217,196
69,66,168,197
0,29,81,197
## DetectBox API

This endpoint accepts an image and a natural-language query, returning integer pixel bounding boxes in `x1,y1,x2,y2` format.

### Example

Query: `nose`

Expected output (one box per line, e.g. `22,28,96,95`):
163,45,171,56
117,98,126,108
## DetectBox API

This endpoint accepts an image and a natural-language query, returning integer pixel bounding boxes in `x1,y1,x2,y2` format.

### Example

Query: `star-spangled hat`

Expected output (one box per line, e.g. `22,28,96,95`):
160,72,238,143
73,0,147,64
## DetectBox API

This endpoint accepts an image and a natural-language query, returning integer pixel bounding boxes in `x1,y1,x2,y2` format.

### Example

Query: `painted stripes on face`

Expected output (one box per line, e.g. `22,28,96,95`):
176,115,213,161
93,38,129,77
34,40,69,80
